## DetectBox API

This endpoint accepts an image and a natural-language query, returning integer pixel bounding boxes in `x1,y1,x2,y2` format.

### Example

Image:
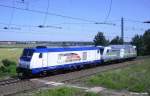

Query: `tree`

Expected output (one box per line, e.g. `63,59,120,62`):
131,34,144,56
93,32,109,46
131,29,150,56
143,29,150,55
110,36,122,45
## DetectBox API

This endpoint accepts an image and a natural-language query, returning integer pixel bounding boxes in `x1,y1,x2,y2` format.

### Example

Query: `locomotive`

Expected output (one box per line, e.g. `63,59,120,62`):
16,45,137,76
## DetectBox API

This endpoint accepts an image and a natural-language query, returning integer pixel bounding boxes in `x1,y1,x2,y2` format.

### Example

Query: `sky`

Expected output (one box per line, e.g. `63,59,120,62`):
0,0,150,41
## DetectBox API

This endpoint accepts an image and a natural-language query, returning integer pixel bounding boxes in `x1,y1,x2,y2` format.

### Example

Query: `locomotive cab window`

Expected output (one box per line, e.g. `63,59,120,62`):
100,48,104,55
39,53,43,58
21,49,34,57
107,50,109,53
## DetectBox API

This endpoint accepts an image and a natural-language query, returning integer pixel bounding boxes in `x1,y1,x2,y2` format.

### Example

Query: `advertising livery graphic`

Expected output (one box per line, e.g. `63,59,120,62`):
58,53,82,63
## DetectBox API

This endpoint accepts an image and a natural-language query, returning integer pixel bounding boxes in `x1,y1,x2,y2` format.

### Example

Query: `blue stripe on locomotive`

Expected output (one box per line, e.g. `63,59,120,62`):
31,60,101,74
25,46,102,53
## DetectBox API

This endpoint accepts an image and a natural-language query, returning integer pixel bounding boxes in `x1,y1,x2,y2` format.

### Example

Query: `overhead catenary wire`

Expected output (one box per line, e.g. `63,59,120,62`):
0,29,50,35
121,18,148,31
110,22,147,31
0,22,62,29
0,3,115,25
0,1,145,40
51,22,116,26
0,24,134,40
0,29,133,39
42,0,50,25
14,0,29,9
104,0,112,23
124,18,143,23
0,21,145,36
5,0,15,29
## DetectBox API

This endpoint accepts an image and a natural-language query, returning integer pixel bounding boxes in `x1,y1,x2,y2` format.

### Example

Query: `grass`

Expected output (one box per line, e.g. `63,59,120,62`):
0,48,22,78
0,48,22,65
33,87,100,96
86,58,150,92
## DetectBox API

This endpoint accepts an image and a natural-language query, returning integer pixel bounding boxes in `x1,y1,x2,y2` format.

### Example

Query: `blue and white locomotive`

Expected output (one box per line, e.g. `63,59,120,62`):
17,45,137,76
17,46,103,76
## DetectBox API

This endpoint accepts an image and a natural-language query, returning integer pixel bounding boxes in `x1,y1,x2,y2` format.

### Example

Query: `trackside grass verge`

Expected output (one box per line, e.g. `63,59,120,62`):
86,58,150,93
0,48,22,65
0,48,22,78
33,87,100,96
0,59,17,78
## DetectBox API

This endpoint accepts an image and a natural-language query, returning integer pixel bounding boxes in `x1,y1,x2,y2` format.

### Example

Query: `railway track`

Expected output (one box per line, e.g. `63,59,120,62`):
0,56,149,96
0,78,20,86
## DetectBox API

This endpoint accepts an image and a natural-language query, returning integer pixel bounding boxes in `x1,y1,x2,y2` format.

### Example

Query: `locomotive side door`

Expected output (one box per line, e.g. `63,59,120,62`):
42,53,48,68
39,53,48,68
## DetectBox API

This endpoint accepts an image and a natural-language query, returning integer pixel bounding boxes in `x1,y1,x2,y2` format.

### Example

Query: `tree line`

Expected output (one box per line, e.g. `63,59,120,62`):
93,29,150,56
93,32,123,46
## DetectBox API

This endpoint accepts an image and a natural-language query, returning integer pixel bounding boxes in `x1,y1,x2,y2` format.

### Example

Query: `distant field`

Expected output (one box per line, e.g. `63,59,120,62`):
0,44,35,48
0,48,22,66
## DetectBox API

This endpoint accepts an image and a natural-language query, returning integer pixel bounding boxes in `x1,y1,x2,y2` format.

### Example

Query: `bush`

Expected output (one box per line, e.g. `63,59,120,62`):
2,59,16,66
0,59,17,75
0,66,8,73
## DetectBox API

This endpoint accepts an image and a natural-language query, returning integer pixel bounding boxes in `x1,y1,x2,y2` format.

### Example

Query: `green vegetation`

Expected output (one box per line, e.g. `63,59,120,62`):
0,48,22,65
131,29,150,56
93,32,123,46
0,59,17,76
0,48,22,78
131,35,144,56
93,32,109,46
110,36,122,45
33,87,99,96
86,58,150,92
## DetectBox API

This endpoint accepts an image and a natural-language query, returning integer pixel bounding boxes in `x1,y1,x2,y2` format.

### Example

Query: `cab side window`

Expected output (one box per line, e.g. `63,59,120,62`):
100,48,104,55
107,50,109,53
39,53,43,58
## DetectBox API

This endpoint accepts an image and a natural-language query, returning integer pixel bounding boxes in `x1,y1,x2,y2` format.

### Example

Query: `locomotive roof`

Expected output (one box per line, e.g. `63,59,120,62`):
24,46,103,52
109,45,134,49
